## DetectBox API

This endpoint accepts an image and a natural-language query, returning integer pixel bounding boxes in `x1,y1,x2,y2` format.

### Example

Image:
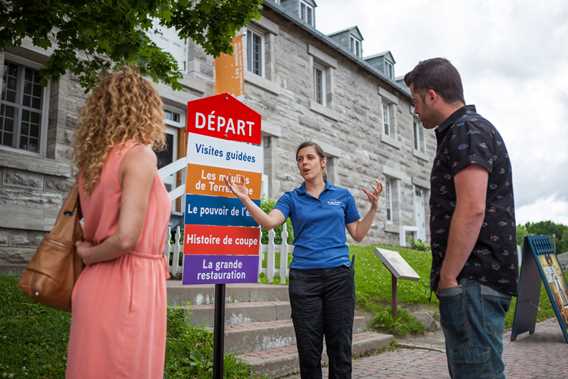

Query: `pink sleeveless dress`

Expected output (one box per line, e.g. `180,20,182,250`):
66,142,171,379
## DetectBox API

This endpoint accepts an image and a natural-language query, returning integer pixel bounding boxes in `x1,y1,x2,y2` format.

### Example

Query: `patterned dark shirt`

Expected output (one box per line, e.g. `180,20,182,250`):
430,105,518,296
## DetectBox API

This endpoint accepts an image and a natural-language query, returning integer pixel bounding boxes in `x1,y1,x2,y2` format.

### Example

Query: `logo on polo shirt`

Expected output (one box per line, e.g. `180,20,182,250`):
327,200,343,206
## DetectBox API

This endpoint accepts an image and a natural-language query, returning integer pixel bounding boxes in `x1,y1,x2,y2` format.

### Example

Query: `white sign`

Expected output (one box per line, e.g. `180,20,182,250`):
187,132,263,172
375,248,420,280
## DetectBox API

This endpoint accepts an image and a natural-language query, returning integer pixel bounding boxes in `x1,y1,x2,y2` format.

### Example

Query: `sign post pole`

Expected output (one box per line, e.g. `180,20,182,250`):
391,274,398,318
375,248,420,319
213,283,226,379
183,92,263,376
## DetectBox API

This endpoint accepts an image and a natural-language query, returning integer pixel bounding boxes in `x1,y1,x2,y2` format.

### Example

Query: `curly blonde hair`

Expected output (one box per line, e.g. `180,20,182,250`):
73,66,166,194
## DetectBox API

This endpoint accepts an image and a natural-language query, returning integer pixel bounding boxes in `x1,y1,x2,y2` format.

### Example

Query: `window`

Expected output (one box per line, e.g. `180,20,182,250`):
325,155,336,184
385,178,394,223
382,101,395,137
350,36,362,58
1,61,46,154
246,29,264,77
413,117,425,153
313,64,326,106
165,109,181,125
147,20,188,73
300,1,314,26
313,61,332,107
385,61,394,80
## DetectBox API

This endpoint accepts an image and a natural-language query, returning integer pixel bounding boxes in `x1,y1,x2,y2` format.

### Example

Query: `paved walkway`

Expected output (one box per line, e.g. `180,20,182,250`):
283,318,568,379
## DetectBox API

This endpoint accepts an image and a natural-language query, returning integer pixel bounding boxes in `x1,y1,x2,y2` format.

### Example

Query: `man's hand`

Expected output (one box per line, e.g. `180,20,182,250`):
438,275,459,290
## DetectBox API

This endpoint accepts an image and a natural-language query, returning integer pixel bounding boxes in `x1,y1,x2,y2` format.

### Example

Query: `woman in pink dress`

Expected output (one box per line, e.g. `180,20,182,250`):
66,66,171,379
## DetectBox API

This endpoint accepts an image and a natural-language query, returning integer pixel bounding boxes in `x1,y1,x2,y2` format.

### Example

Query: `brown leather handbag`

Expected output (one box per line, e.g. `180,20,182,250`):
18,182,84,311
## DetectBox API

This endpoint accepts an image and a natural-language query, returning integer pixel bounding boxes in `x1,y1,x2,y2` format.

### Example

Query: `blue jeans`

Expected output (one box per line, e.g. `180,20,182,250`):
437,279,511,379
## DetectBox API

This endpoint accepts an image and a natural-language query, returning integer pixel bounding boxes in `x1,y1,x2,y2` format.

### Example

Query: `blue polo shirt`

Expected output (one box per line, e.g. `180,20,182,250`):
275,181,360,269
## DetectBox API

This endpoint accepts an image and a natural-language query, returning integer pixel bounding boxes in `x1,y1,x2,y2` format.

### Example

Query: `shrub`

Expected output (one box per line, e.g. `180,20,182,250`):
411,239,430,252
369,306,426,337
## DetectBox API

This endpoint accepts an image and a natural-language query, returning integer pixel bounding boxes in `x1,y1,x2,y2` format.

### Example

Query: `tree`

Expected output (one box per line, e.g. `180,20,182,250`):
0,0,263,90
519,220,568,254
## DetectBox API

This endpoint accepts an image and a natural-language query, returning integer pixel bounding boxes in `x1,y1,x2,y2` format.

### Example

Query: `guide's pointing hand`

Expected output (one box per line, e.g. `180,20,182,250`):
224,176,250,201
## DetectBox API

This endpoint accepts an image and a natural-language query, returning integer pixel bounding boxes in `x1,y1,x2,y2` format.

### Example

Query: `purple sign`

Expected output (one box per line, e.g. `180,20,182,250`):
182,255,259,285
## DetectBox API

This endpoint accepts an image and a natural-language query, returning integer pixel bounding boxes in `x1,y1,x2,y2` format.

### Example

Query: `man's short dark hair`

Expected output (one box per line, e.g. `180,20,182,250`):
404,58,465,103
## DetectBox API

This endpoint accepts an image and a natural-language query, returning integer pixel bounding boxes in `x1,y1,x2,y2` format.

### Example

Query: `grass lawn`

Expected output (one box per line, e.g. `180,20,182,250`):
350,244,566,334
0,275,262,379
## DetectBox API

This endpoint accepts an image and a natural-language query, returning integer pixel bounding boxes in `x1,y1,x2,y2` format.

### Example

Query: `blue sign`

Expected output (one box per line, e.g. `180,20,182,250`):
185,194,260,226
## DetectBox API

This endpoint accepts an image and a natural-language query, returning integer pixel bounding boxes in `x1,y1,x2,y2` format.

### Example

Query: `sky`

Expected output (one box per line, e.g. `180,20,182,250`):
316,0,568,225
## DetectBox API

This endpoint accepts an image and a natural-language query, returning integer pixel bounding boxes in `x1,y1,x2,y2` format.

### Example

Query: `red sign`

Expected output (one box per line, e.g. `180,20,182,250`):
187,93,261,145
184,224,261,255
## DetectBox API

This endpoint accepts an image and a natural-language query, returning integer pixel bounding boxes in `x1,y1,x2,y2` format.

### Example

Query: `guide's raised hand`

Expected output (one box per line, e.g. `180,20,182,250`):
361,178,383,210
225,176,251,201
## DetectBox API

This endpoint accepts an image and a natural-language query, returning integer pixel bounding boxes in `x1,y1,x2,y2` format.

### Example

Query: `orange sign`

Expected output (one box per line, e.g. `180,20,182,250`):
186,164,262,200
214,34,244,97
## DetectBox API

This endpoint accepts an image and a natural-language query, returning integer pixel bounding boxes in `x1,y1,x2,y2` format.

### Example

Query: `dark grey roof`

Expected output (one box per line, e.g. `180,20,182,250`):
327,26,364,41
263,1,410,99
365,50,395,64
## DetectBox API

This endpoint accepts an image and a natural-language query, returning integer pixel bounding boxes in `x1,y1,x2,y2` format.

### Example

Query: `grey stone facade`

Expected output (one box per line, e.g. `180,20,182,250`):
0,1,435,269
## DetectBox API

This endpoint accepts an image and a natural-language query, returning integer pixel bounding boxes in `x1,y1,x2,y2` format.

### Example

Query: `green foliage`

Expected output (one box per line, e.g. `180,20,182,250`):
166,308,262,379
0,275,260,378
520,220,568,254
0,0,263,90
411,239,430,252
351,244,433,308
369,306,426,337
0,275,71,378
516,223,529,247
351,244,568,335
260,198,294,244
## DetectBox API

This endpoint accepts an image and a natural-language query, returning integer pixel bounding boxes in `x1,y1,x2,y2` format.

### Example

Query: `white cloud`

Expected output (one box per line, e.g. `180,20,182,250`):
516,196,568,225
316,0,568,225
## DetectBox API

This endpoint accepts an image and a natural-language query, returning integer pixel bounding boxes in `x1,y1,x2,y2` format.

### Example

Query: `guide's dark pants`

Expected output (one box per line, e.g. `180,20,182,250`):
437,279,511,379
289,265,355,379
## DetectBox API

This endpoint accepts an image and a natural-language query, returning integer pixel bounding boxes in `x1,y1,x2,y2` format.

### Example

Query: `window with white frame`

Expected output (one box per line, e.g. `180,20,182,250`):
147,20,188,73
350,36,362,58
300,1,314,26
413,117,425,153
385,177,394,223
382,100,395,137
385,60,394,80
313,60,332,107
1,60,47,154
246,29,264,77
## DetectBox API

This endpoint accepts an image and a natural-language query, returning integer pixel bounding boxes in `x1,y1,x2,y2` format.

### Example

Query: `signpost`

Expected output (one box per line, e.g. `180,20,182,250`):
511,235,568,343
184,93,262,377
375,248,420,318
214,34,244,97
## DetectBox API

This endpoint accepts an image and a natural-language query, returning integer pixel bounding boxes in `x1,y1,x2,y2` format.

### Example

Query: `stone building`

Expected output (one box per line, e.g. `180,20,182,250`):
0,0,435,271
